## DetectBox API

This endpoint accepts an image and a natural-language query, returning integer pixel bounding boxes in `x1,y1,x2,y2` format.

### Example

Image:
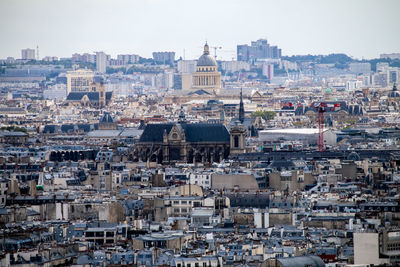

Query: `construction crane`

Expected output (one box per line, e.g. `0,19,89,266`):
198,45,234,60
314,102,340,152
210,46,222,59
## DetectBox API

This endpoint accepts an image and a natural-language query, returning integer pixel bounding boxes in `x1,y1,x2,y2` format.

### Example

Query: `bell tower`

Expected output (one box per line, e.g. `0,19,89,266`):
229,122,246,154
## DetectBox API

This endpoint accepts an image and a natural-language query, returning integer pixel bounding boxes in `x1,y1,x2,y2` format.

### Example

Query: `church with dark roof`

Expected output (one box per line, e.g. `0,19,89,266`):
66,81,113,108
131,123,229,164
130,110,245,164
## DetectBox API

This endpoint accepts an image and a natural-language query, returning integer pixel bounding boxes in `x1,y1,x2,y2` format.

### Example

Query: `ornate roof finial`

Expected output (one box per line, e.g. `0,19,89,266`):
204,42,210,55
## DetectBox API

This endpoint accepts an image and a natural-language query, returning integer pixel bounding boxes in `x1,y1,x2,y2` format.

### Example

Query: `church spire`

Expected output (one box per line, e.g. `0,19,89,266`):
239,88,245,123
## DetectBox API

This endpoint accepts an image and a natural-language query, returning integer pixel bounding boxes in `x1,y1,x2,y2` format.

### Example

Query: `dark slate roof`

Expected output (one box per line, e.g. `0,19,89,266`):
139,123,174,142
100,112,114,123
43,125,57,134
43,124,97,134
78,124,95,132
66,92,99,101
139,123,230,143
226,193,270,208
188,89,212,96
61,124,75,133
181,123,229,142
268,160,296,169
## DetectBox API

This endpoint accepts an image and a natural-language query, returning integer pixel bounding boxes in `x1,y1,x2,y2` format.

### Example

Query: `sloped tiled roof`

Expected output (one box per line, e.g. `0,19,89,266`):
66,92,99,101
181,123,229,142
188,89,212,96
139,123,174,142
139,123,229,143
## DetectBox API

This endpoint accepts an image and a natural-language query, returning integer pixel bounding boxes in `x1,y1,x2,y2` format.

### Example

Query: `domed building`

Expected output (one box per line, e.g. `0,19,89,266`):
388,83,400,109
190,43,222,94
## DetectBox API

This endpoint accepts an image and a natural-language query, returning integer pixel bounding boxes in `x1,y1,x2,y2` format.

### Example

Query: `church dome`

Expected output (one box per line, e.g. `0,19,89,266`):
388,83,400,98
389,91,400,98
197,43,217,67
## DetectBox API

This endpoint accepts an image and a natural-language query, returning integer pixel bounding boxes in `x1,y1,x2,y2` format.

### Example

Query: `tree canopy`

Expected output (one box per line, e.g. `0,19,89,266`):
251,110,276,121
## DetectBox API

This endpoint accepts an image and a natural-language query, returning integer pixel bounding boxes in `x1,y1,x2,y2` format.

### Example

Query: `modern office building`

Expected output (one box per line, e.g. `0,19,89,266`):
152,52,175,64
66,69,95,94
349,62,371,74
220,60,250,73
237,39,281,62
117,54,140,64
96,52,107,73
21,48,36,60
72,53,96,63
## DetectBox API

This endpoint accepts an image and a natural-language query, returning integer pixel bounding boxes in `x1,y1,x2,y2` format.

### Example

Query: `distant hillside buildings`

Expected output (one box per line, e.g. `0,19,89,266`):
153,52,175,64
117,54,140,64
349,62,371,74
380,53,400,60
21,48,36,60
237,39,282,62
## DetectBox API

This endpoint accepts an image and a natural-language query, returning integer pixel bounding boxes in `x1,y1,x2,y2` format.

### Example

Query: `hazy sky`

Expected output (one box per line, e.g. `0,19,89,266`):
0,0,399,60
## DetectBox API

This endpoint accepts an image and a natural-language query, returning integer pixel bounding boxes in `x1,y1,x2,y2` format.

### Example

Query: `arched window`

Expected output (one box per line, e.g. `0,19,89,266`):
234,136,239,148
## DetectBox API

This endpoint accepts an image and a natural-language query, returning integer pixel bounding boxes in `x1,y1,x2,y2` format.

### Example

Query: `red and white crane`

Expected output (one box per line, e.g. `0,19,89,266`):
313,102,341,152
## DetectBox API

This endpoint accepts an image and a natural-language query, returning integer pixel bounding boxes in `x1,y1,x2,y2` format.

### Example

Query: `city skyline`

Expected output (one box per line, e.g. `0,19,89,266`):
0,0,399,60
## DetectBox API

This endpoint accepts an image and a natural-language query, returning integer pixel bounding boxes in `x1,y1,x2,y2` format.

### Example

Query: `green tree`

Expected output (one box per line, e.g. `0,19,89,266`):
1,126,28,133
251,111,276,121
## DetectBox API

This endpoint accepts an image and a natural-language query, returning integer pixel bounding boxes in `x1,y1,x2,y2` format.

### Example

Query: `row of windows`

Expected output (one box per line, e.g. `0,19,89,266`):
193,175,210,179
177,262,209,267
172,200,201,206
387,243,400,251
194,181,209,185
174,208,188,213
85,231,114,237
198,67,216,72
363,206,396,212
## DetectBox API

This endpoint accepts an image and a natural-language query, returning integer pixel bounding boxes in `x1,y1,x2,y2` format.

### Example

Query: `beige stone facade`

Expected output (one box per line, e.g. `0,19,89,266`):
185,43,222,94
